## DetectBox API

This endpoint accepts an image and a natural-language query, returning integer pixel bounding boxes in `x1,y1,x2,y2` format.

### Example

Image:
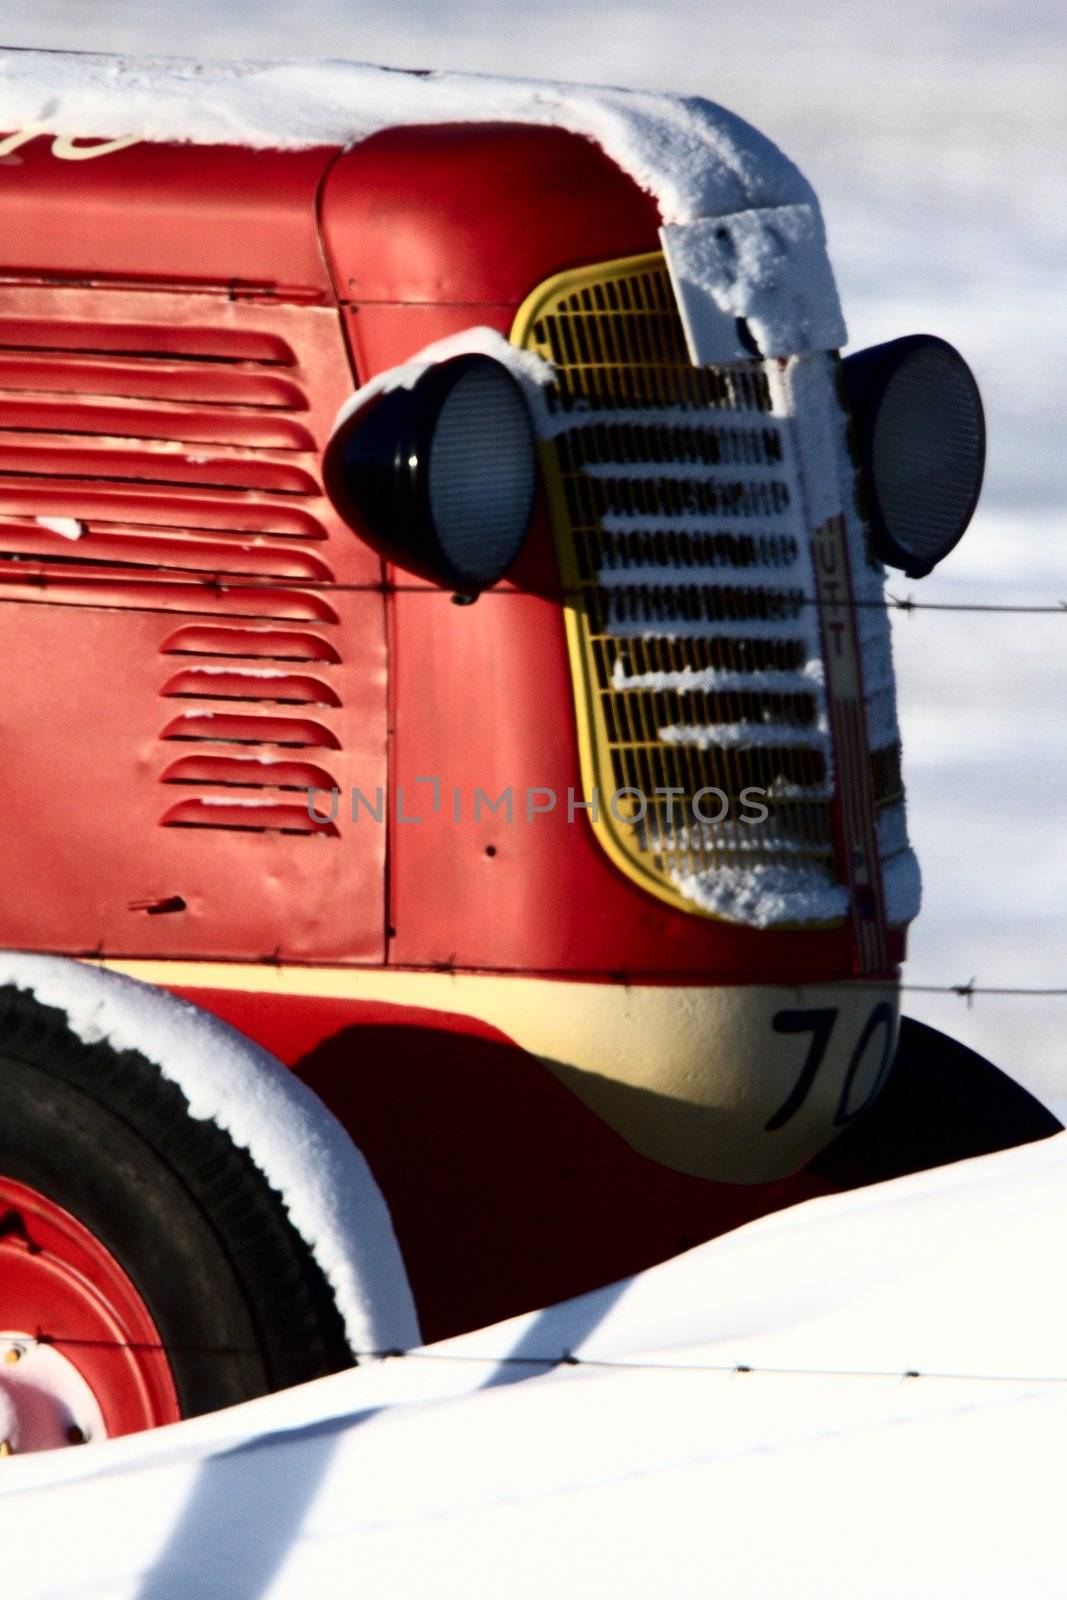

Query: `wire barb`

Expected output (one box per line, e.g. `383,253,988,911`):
899,982,1067,1001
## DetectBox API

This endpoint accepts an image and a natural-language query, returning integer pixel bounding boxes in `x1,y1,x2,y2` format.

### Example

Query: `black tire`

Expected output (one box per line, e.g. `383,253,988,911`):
811,1014,1063,1190
0,983,353,1418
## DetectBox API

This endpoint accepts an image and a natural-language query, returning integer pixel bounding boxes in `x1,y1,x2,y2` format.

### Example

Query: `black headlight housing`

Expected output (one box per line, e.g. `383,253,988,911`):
842,334,986,578
323,354,537,593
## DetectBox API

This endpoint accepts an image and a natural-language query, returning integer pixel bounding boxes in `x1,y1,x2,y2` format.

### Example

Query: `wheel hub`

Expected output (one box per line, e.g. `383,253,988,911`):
0,1333,106,1454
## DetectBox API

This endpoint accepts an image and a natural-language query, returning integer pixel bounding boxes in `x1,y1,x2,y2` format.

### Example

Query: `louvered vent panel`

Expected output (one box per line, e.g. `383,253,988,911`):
0,299,354,837
0,321,333,557
514,254,848,927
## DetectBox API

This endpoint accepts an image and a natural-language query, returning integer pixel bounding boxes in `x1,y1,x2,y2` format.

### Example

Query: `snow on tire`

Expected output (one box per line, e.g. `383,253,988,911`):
0,960,418,1452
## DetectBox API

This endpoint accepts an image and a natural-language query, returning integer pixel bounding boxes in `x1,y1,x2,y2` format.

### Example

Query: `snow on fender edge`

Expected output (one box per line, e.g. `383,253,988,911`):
0,952,420,1357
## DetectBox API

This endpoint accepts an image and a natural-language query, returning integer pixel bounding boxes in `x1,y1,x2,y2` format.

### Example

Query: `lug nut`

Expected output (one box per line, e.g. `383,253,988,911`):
3,1345,23,1365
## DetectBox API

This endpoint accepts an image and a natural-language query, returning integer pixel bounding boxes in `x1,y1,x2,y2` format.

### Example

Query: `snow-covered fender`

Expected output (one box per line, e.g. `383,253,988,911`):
0,952,420,1356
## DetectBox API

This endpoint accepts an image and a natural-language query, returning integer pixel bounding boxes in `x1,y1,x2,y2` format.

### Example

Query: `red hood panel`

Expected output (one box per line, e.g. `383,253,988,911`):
319,123,663,307
0,133,337,294
0,123,661,307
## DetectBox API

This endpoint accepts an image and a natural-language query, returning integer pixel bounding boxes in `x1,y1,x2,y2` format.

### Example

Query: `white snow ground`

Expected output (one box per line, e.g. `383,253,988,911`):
3,1130,1067,1597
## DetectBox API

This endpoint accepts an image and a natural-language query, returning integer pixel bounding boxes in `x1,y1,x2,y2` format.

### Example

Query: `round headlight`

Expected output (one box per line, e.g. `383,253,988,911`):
324,354,537,593
842,334,985,577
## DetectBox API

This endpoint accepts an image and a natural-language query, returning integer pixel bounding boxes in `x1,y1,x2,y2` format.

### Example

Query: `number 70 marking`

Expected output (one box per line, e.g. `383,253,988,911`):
764,1002,896,1132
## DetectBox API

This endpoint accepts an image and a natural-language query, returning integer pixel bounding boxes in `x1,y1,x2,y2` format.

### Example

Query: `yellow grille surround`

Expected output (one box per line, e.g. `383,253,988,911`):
511,252,905,928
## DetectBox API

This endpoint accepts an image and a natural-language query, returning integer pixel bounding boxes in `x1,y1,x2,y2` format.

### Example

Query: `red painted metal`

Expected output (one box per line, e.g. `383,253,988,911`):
0,1174,181,1437
319,123,663,307
0,116,910,1384
0,284,387,962
0,134,336,293
320,122,902,981
0,127,904,980
177,985,835,1342
388,581,866,980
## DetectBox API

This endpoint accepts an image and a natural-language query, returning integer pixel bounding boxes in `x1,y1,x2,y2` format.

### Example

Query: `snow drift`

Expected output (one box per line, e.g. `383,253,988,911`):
1,1130,1065,1597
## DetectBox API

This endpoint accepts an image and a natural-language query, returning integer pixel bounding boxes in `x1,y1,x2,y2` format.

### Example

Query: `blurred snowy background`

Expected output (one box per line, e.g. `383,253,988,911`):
1,0,1064,1105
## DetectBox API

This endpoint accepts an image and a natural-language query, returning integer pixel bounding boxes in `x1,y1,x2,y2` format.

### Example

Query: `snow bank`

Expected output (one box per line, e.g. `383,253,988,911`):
0,953,419,1357
2,1131,1065,1596
0,49,816,227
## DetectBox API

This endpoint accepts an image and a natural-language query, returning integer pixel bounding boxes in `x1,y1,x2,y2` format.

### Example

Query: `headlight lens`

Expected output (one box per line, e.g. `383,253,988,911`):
324,354,537,593
843,334,985,577
427,363,537,588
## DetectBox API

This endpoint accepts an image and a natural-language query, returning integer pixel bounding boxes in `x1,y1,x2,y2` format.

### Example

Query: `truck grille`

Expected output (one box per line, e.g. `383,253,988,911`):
513,252,905,929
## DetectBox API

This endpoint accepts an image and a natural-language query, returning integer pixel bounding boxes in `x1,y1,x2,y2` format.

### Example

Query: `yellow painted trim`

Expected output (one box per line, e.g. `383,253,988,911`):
510,254,847,934
509,249,668,347
90,957,473,1001
91,959,899,1185
511,252,704,917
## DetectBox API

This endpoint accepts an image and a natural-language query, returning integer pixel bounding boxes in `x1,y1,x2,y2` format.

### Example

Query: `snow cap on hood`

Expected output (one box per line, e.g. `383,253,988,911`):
0,50,815,227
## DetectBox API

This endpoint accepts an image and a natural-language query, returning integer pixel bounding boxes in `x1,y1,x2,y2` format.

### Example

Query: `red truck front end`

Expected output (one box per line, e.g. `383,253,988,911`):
0,83,1001,1449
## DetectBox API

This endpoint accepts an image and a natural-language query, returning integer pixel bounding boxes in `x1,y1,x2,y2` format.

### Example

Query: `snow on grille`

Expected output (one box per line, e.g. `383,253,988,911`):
515,254,847,928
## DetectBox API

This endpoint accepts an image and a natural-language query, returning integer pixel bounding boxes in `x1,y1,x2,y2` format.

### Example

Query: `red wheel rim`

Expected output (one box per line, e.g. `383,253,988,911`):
0,1174,181,1445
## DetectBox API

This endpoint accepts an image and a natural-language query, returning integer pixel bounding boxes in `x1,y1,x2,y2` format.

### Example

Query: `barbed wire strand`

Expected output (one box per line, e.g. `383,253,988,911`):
891,982,1067,1006
1,577,1064,994
1,570,1067,615
56,945,1067,1003
8,1335,1067,1388
394,1349,1067,1387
